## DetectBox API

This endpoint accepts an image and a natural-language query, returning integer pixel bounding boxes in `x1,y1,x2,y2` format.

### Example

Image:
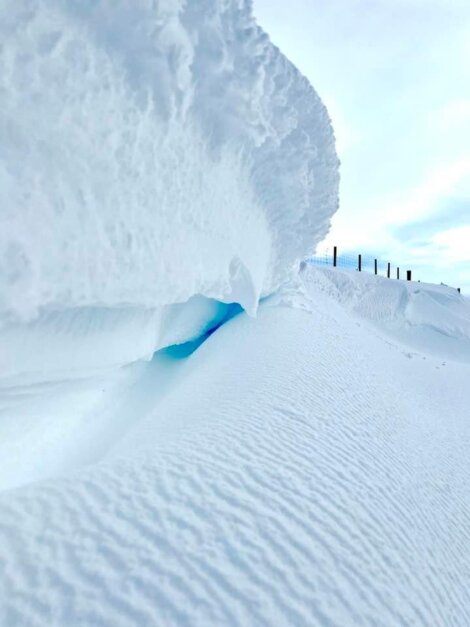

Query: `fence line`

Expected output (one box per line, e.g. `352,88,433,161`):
306,246,462,294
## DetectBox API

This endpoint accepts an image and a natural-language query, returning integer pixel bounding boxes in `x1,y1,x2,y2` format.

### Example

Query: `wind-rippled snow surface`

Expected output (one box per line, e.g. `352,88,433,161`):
1,268,470,625
0,0,338,325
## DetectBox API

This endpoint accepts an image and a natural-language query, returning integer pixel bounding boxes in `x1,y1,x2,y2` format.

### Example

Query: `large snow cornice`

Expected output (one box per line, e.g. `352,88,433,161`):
0,0,339,322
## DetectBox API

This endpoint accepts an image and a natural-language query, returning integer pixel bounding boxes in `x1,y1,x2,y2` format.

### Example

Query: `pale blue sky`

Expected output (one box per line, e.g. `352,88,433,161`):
254,0,470,292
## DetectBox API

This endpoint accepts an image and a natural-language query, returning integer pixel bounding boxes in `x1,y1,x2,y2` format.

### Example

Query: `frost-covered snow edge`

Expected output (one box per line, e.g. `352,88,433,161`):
0,0,339,327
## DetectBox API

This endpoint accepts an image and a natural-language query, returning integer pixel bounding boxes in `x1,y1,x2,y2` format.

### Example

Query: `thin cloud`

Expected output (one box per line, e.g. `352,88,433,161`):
393,198,470,241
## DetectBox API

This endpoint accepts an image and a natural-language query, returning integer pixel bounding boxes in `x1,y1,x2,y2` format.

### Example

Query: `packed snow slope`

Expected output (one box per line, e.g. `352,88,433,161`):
1,267,470,626
307,264,470,362
0,0,338,333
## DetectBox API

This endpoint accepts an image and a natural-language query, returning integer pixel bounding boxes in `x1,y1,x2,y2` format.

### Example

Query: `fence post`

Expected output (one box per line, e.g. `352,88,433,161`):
397,267,400,280
458,288,461,294
374,259,377,275
358,254,362,272
387,262,391,279
407,270,412,281
333,246,337,267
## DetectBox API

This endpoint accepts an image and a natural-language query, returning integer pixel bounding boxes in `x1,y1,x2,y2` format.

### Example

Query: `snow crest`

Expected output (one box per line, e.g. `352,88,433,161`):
0,0,338,328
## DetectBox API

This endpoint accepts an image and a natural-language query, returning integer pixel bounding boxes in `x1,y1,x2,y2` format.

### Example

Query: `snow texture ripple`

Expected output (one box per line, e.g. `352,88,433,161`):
0,269,469,625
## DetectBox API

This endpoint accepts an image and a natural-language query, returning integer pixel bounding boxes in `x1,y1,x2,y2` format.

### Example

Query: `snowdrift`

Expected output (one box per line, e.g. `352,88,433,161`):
4,2,469,621
0,0,338,380
1,267,469,625
305,265,470,362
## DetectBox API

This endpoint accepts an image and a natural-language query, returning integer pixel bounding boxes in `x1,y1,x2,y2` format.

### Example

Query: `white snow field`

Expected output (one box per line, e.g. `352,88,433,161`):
1,267,470,626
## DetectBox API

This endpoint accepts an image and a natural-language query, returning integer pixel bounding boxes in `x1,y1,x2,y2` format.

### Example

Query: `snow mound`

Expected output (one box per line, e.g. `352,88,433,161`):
0,0,338,331
303,265,470,362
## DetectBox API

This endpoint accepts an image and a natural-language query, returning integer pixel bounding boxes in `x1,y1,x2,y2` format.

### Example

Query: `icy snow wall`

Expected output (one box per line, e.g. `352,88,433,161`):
0,0,339,376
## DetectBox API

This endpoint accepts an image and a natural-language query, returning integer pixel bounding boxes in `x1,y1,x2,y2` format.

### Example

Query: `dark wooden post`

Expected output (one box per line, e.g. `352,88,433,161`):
358,254,362,272
387,262,391,278
407,270,412,281
333,246,337,267
374,259,378,275
397,267,400,280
